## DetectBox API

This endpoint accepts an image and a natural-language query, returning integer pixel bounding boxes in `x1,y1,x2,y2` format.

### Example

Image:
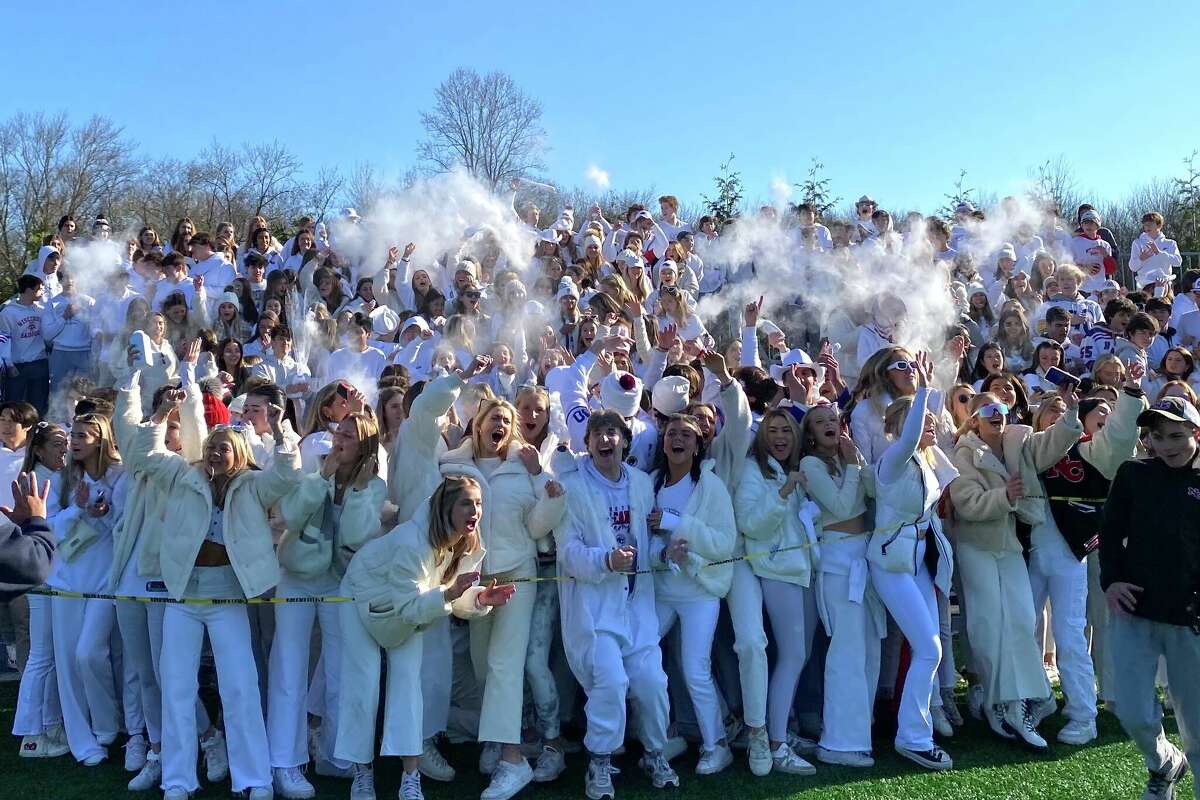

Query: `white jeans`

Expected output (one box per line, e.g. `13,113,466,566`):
50,596,116,762
656,596,722,750
115,599,166,744
724,560,769,728
578,631,670,756
524,561,561,740
1109,612,1200,799
870,541,942,751
1028,545,1096,723
469,559,536,744
267,571,343,768
160,567,270,793
420,616,452,740
13,593,61,736
818,573,882,753
760,578,817,744
957,543,1049,706
334,601,425,763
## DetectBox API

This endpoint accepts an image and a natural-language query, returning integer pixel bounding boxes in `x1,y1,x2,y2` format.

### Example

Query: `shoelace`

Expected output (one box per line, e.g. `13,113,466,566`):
1020,700,1039,732
1146,766,1175,794
400,775,422,800
352,767,375,795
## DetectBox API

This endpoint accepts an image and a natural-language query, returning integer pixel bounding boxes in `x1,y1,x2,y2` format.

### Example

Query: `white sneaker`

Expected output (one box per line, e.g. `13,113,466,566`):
1002,700,1049,750
661,735,688,763
585,757,617,800
480,759,533,800
532,746,565,783
932,705,954,738
894,743,953,771
1144,748,1189,800
83,751,107,767
163,787,191,800
19,735,46,758
1057,719,1097,746
273,766,316,799
247,787,274,800
986,703,1015,740
695,744,733,775
43,725,70,757
747,728,772,777
1030,696,1058,728
419,739,455,782
125,733,149,772
638,752,680,788
129,750,162,792
479,742,501,776
350,763,376,800
200,730,229,782
399,771,424,800
770,744,816,776
816,747,874,768
788,732,819,757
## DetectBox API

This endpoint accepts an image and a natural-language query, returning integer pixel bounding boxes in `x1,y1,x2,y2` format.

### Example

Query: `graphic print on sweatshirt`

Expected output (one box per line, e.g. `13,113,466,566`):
609,504,631,548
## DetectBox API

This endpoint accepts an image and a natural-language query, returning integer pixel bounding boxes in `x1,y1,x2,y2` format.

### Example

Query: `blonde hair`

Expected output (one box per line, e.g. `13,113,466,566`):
302,381,347,437
1090,353,1126,387
201,427,255,478
1032,396,1066,432
58,414,122,507
428,475,482,582
750,408,802,478
955,392,1001,439
1054,263,1085,285
846,345,918,420
469,399,521,456
336,412,380,487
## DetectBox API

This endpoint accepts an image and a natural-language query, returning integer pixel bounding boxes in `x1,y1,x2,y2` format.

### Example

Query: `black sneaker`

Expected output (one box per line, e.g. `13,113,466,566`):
894,743,953,771
1144,752,1189,800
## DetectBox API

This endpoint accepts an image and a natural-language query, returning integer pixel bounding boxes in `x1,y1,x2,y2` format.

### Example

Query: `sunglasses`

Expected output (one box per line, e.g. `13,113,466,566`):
973,402,1010,418
887,360,917,372
463,291,481,300
955,393,972,405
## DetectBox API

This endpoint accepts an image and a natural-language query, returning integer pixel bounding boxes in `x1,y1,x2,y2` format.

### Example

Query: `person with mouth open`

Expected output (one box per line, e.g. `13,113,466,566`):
437,399,566,799
949,383,1083,753
552,410,679,800
335,475,516,800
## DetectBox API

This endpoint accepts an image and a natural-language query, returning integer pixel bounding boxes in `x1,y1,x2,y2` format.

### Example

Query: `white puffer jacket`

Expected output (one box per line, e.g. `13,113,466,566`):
388,374,463,522
340,502,490,650
648,461,737,598
438,439,565,576
129,420,301,599
733,455,817,587
278,471,388,580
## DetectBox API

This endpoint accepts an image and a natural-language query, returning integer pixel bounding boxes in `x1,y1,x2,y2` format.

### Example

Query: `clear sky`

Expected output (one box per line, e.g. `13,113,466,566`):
4,1,1198,214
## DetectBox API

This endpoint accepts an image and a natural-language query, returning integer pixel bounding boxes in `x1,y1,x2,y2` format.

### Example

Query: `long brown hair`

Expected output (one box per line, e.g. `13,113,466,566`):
428,475,481,582
335,412,380,489
58,414,122,508
750,408,801,478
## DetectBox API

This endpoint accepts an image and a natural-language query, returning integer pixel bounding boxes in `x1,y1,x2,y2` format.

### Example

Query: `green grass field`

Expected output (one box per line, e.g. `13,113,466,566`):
1,681,1191,800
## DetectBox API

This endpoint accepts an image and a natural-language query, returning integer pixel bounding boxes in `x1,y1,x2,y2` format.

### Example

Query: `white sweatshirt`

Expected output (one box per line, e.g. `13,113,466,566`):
0,299,47,365
1128,232,1183,289
41,292,95,351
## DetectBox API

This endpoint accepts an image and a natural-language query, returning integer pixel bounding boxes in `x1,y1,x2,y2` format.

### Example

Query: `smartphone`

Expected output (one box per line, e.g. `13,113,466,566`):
336,383,350,399
1044,366,1080,387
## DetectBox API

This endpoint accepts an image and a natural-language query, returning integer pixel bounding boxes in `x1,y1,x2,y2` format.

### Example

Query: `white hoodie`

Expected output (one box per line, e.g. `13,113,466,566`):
1129,231,1183,290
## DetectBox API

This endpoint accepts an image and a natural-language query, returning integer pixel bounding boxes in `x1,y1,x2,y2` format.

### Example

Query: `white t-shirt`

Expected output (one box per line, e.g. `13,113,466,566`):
207,505,225,546
653,475,707,602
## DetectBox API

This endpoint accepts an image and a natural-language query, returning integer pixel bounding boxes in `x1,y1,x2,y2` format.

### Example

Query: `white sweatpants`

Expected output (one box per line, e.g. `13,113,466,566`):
50,596,115,762
13,593,61,736
334,601,424,763
578,632,670,756
957,543,1049,707
818,573,882,753
760,578,817,744
870,541,942,752
115,599,166,744
656,596,722,750
160,567,270,793
1028,546,1096,723
267,571,344,768
469,559,536,745
1109,612,1200,799
725,560,769,729
524,561,561,740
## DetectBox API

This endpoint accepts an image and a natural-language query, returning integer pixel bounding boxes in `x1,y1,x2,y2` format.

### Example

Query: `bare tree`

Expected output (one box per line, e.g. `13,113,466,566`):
417,68,545,189
303,166,345,223
343,161,384,212
1028,155,1083,218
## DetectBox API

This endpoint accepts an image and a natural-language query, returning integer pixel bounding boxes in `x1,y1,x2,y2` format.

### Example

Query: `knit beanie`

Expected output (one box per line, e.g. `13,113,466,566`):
600,371,642,418
202,390,231,429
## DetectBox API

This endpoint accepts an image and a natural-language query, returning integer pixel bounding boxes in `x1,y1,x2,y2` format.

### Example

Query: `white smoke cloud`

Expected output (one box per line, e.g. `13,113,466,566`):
585,164,610,190
769,175,792,209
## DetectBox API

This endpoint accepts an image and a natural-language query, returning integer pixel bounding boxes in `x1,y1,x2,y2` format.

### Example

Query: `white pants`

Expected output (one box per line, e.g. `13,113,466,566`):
957,543,1049,706
524,561,561,740
937,589,957,689
1109,612,1200,799
267,571,343,768
1085,551,1112,701
818,573,882,753
1028,546,1096,723
334,601,424,763
870,541,941,751
760,578,817,743
469,559,536,745
50,596,116,762
656,596,722,750
420,616,452,740
160,567,270,793
115,599,166,744
725,560,769,728
578,631,670,756
13,593,61,736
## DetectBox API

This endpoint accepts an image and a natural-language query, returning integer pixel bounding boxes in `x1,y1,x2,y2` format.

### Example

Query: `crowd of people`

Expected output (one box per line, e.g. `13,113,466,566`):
0,189,1196,800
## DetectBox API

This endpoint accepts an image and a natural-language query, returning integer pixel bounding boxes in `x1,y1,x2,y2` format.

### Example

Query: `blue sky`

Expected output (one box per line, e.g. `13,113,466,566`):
4,1,1198,214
